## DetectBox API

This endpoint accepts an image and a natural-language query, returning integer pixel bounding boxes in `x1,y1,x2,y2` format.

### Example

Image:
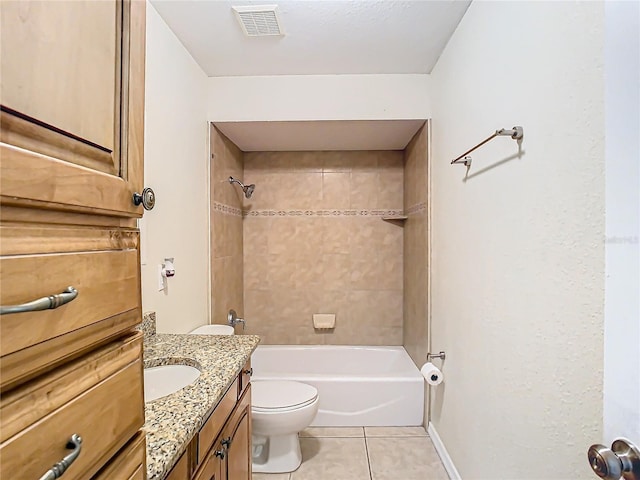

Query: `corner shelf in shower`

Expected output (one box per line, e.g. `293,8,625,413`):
381,215,408,222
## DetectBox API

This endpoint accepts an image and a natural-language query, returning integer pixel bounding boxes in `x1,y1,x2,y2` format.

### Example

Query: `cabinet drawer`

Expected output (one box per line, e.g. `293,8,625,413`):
93,431,146,480
0,335,144,480
238,359,251,400
198,378,238,465
0,248,140,388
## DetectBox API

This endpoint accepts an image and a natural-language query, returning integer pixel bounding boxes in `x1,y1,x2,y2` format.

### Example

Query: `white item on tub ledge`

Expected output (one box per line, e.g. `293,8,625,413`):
251,345,423,426
189,324,235,335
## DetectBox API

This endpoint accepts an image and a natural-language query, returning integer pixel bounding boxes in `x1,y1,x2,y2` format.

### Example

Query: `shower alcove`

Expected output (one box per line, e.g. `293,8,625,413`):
209,119,431,372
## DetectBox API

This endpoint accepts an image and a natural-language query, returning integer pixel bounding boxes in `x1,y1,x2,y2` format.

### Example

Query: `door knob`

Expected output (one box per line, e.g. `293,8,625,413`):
588,438,640,479
133,187,155,210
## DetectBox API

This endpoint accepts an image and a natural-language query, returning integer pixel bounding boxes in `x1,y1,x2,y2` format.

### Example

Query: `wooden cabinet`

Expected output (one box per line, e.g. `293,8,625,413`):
0,0,147,478
0,0,145,217
167,363,253,480
221,385,252,480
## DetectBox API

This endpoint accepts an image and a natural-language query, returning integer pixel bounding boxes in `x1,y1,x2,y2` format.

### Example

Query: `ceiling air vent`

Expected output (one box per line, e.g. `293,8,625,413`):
232,5,284,37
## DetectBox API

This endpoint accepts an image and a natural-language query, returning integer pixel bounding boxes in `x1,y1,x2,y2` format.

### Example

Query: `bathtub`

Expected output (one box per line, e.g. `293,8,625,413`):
251,345,424,426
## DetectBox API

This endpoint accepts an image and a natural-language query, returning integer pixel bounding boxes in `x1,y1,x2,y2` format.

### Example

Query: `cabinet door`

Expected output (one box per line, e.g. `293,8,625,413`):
193,441,222,480
223,386,252,480
0,0,145,217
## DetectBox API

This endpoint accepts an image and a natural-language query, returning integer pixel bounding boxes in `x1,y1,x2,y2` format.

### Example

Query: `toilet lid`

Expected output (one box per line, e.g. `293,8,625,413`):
252,381,318,410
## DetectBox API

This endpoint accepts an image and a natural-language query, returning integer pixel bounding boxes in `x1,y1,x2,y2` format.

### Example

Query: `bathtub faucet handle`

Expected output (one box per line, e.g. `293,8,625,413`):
227,309,246,330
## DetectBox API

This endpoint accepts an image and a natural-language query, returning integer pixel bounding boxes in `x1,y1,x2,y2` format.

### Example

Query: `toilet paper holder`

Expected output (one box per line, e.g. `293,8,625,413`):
426,351,446,361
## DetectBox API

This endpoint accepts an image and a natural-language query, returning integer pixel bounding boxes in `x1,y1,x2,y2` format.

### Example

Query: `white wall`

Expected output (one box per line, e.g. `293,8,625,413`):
604,0,640,444
207,74,431,121
429,2,605,479
141,2,209,334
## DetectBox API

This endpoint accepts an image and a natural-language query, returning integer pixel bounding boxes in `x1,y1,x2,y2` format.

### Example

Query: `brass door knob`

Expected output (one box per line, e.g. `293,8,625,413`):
588,438,640,480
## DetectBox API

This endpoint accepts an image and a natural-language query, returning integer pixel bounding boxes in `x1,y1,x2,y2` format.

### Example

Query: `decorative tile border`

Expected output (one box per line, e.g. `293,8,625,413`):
213,202,243,217
242,209,405,218
405,202,427,216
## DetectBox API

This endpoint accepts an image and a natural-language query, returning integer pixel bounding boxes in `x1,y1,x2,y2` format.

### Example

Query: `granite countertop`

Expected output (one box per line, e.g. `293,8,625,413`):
143,333,260,480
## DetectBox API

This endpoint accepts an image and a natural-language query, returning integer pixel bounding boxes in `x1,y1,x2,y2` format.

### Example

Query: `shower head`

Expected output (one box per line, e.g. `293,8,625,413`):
228,176,255,199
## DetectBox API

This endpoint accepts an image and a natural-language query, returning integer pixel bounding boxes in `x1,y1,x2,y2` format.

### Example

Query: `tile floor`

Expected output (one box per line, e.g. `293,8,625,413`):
252,427,449,480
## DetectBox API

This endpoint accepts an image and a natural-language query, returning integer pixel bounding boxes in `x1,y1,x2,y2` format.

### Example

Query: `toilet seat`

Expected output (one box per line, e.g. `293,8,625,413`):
252,380,318,412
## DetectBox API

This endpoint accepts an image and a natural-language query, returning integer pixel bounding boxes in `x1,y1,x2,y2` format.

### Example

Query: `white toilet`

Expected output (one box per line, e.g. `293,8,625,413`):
251,380,319,473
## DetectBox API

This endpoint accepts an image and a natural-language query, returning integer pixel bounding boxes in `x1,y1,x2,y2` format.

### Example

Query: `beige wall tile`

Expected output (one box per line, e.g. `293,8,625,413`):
402,123,429,368
244,289,273,329
349,218,379,256
377,151,404,171
321,172,351,209
350,172,378,209
267,217,297,255
322,254,351,291
322,152,352,172
243,217,269,256
244,254,268,291
378,251,403,291
210,126,243,328
295,255,324,291
356,290,403,327
322,218,351,254
212,211,227,259
348,151,378,172
295,218,324,257
241,150,405,346
378,169,404,210
267,253,297,290
350,257,379,290
289,172,323,210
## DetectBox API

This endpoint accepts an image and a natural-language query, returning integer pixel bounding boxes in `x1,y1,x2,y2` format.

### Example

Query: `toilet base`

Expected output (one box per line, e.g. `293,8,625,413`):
252,433,302,473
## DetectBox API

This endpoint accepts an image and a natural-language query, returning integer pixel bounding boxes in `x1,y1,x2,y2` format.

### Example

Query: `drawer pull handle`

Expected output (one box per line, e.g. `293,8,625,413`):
221,437,232,448
38,434,83,480
0,286,78,315
243,368,253,376
214,448,225,460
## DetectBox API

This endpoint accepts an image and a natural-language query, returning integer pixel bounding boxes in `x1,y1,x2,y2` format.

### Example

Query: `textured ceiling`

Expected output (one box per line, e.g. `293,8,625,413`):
149,0,471,77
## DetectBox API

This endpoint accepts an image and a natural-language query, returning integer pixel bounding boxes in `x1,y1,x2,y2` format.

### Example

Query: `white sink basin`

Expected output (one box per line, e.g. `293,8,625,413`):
190,324,235,335
144,364,200,402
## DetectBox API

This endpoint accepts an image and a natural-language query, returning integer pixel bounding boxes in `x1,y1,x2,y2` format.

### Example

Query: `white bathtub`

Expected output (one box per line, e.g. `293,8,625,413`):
251,345,424,426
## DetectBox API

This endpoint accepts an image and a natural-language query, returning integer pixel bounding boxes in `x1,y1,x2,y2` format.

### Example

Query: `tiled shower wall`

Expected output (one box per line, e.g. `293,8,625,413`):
242,151,404,345
210,126,244,328
403,122,429,367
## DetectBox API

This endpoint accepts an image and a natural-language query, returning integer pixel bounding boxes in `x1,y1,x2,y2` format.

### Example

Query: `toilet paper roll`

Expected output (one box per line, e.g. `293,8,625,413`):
420,362,443,386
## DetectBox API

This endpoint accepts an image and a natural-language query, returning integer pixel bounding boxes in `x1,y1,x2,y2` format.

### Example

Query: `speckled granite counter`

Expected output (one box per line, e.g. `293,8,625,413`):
143,333,260,480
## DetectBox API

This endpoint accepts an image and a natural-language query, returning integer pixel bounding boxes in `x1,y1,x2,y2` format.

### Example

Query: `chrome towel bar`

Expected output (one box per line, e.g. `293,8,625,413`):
451,126,524,166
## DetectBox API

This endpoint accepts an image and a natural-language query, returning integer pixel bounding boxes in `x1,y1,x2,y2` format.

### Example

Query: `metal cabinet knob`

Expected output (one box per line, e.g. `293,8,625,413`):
132,187,155,210
214,448,225,460
38,434,82,480
243,368,253,376
588,438,640,480
221,436,232,448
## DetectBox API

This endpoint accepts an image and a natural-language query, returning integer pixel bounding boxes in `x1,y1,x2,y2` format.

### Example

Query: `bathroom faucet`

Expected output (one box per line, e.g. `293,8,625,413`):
227,309,245,330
